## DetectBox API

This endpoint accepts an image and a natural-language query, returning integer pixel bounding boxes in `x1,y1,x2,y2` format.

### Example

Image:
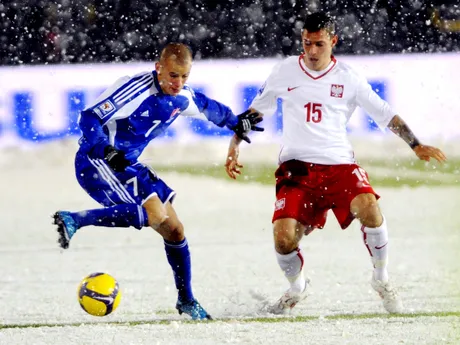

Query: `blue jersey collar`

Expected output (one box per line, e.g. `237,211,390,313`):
152,70,164,95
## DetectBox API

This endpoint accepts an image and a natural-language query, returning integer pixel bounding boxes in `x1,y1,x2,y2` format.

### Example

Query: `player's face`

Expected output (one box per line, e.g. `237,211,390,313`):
301,29,338,71
155,58,192,96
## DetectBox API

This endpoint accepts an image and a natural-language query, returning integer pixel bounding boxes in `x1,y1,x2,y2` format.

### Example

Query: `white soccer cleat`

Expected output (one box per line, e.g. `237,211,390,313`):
371,278,403,314
268,279,310,315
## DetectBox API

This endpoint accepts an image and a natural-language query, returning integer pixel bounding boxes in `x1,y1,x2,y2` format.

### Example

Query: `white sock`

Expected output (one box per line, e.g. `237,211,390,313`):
275,248,306,293
361,216,389,283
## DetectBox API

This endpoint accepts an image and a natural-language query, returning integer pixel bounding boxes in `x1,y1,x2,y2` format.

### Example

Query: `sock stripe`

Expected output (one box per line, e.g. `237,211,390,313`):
296,247,305,270
164,237,193,301
361,224,373,257
71,204,145,229
361,218,389,282
164,239,188,248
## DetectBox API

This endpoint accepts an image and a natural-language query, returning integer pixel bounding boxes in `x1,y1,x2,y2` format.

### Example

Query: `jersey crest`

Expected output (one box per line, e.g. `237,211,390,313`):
330,84,344,98
166,108,181,123
94,100,116,119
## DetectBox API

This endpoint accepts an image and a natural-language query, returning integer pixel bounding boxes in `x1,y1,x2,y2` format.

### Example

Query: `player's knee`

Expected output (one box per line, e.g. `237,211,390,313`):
356,205,382,228
171,221,185,241
147,208,169,229
161,221,185,242
356,207,383,228
274,225,298,254
351,194,382,227
364,214,383,228
143,198,169,229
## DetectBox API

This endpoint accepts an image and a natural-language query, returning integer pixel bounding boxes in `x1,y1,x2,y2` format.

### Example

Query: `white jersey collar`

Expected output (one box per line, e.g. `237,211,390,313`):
298,54,337,80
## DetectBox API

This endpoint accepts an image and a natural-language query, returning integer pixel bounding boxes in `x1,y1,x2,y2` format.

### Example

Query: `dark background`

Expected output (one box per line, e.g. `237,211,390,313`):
1,0,459,65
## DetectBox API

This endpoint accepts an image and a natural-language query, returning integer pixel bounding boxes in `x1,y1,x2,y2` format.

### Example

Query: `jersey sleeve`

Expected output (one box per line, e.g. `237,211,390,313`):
180,87,238,129
77,76,129,158
355,75,396,130
85,72,153,124
78,72,154,157
250,61,282,116
78,109,110,158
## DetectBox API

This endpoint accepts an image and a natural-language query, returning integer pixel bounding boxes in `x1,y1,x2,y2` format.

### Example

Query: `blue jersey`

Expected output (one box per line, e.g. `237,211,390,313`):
78,70,238,162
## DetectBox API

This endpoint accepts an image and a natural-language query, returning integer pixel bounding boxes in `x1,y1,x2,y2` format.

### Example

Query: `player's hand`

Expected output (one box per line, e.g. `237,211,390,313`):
413,145,447,163
225,139,243,179
231,110,264,143
104,146,130,172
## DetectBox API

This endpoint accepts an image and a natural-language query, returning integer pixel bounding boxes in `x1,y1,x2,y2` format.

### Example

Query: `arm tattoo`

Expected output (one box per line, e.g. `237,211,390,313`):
387,115,421,149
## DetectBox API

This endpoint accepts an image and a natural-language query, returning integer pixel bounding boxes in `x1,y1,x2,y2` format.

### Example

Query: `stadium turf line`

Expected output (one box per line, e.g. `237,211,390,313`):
1,311,459,330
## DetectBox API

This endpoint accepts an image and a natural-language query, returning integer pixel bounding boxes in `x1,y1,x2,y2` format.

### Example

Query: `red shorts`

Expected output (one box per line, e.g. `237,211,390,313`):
272,160,379,230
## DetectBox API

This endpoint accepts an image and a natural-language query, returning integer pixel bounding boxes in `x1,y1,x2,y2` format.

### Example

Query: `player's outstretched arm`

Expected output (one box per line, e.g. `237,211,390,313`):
225,134,244,179
225,108,263,179
188,91,263,143
387,115,447,163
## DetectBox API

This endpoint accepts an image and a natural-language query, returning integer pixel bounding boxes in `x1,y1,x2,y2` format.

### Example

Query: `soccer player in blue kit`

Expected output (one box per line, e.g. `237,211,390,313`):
53,43,263,320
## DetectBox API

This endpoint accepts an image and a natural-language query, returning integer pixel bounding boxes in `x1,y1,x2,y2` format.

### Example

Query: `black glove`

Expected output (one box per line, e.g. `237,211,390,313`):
104,146,130,172
232,110,264,143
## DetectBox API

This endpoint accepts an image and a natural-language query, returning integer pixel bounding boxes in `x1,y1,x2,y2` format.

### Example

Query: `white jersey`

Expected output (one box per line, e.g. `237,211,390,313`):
251,55,396,165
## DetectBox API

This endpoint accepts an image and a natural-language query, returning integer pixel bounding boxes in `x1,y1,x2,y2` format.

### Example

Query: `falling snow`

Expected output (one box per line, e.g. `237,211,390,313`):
0,1,459,343
0,147,459,344
0,1,459,65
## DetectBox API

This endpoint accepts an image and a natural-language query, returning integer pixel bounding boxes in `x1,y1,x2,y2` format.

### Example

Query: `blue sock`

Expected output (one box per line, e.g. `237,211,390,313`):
71,204,149,230
164,238,194,302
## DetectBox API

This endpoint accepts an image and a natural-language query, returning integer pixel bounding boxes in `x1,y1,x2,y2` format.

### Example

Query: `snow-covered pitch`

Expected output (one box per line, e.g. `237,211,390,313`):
0,145,459,345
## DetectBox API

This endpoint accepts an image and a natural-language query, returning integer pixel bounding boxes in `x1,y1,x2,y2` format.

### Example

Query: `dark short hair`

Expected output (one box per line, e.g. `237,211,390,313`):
303,12,336,36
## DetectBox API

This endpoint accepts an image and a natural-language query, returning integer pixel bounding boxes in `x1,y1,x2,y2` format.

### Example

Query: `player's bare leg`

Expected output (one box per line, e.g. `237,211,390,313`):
351,193,403,313
269,218,310,314
143,196,172,232
144,197,211,320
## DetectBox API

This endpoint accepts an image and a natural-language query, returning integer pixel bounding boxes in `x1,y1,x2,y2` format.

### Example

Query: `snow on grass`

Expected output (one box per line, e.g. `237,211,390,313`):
0,146,459,344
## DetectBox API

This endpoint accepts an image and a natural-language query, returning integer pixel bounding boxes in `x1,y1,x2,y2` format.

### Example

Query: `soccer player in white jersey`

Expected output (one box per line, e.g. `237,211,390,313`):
225,12,446,314
53,43,262,320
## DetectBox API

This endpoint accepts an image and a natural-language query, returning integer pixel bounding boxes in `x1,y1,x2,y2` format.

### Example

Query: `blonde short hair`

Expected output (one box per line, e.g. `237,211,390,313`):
159,43,192,65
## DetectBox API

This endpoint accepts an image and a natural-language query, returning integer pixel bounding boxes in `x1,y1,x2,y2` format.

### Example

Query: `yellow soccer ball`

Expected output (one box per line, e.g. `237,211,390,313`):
77,272,121,316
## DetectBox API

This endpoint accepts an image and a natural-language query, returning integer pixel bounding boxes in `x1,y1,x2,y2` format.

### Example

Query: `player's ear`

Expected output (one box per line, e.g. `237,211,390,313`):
331,35,338,47
155,62,161,73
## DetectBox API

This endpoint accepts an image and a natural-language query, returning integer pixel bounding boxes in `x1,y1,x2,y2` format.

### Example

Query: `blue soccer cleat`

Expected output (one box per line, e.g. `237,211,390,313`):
53,211,78,249
176,298,212,320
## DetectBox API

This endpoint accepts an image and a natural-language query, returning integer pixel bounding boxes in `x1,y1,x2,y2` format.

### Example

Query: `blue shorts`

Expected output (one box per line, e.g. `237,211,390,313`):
75,151,175,207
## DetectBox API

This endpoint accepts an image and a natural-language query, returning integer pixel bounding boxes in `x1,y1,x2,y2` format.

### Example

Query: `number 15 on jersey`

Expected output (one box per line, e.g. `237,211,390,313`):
304,102,322,123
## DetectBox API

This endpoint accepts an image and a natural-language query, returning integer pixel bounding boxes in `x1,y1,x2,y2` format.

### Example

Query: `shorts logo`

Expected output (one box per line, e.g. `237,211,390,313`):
275,198,285,211
330,84,344,98
95,100,116,119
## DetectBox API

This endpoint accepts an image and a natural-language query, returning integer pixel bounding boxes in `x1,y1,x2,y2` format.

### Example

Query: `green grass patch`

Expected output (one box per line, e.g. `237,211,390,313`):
357,158,460,174
155,158,460,188
153,308,176,315
157,164,276,185
2,311,459,330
